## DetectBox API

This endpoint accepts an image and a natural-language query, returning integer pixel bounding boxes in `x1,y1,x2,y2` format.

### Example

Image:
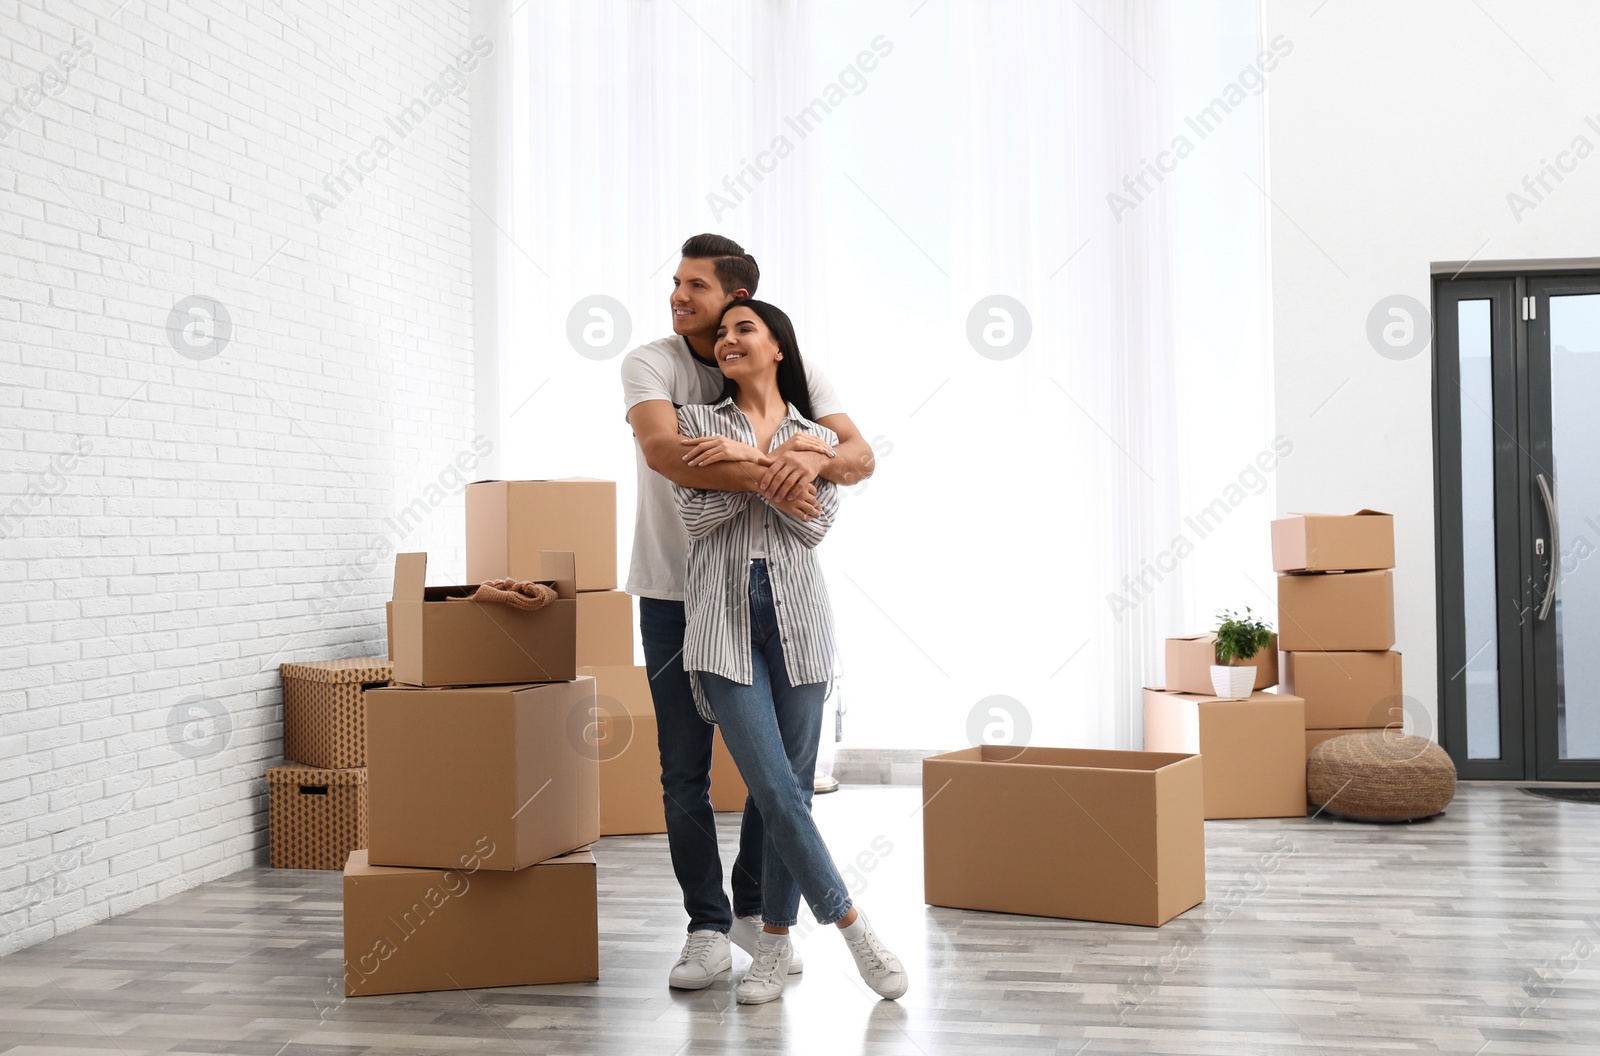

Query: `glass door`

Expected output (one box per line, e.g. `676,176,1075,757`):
1435,272,1600,781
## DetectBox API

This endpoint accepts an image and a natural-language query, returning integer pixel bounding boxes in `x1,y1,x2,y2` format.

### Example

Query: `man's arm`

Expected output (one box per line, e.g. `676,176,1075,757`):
629,399,822,518
758,412,875,501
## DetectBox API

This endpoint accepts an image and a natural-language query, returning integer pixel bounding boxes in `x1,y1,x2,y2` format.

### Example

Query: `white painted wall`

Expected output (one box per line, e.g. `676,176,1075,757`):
1,0,483,952
1261,0,1600,737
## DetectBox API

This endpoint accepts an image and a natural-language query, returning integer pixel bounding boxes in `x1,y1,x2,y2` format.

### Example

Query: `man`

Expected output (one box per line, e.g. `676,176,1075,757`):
621,233,874,989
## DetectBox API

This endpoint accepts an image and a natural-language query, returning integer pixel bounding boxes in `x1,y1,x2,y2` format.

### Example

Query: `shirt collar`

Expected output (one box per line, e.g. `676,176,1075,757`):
712,394,804,423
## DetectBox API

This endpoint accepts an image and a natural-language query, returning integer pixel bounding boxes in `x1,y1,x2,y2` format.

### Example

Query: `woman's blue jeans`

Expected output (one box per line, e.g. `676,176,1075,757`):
697,560,852,928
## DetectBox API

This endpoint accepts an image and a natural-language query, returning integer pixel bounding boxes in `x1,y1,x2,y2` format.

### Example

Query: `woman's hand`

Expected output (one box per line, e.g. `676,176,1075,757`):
760,433,835,501
680,435,768,467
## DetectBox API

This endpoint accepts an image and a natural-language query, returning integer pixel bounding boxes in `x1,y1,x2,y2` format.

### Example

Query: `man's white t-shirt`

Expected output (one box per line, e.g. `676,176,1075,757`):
621,335,844,601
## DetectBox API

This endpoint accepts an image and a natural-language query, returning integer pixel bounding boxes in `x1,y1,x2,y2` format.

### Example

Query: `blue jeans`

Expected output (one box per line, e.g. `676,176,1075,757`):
640,595,764,933
697,560,852,928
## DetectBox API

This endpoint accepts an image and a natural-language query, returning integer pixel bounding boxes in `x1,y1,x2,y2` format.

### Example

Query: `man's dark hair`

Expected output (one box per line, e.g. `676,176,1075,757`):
681,233,760,296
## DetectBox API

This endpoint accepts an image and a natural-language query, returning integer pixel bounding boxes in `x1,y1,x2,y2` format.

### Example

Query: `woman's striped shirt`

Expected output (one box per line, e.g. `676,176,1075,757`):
673,397,840,723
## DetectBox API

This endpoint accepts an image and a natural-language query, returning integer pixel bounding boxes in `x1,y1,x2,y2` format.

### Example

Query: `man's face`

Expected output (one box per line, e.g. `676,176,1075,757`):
670,258,737,337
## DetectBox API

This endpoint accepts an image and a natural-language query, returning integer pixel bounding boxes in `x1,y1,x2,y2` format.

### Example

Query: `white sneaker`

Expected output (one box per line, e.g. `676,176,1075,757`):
735,934,793,1005
843,911,908,1000
730,915,804,974
668,929,731,990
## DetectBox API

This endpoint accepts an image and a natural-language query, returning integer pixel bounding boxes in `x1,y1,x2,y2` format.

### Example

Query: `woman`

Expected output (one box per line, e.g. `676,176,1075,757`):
672,299,907,1005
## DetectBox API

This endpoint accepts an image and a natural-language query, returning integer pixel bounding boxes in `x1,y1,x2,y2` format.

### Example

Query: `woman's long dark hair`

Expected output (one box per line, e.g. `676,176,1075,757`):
715,298,814,421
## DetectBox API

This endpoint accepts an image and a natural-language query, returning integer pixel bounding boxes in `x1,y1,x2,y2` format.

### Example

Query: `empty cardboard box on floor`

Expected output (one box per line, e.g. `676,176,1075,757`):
388,551,578,687
1282,650,1403,729
268,764,368,870
1165,633,1279,695
466,478,618,592
365,679,600,871
1142,688,1307,819
577,590,635,668
280,657,392,769
1271,509,1394,573
1277,570,1395,652
579,664,666,836
922,746,1205,927
342,846,598,997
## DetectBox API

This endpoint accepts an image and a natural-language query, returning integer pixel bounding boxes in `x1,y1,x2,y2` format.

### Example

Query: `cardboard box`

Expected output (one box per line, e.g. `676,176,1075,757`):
711,727,749,812
467,478,617,592
388,551,578,687
1165,634,1279,695
577,590,634,667
1277,570,1395,652
281,658,392,769
268,764,367,870
1142,688,1307,819
922,746,1205,927
365,679,600,871
1272,509,1394,572
1305,727,1386,756
1282,650,1403,729
579,664,666,836
342,846,597,996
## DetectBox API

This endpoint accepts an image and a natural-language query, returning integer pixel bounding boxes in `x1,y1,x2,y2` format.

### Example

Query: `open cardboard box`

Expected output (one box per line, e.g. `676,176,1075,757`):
1165,633,1279,695
1272,509,1394,573
388,551,578,686
922,746,1205,927
1142,688,1307,819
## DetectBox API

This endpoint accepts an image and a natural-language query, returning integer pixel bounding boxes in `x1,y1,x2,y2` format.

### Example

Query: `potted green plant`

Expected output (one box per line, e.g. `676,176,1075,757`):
1212,607,1274,700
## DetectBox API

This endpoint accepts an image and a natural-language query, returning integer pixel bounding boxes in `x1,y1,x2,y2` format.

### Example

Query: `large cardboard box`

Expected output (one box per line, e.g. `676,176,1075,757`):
710,727,749,812
577,590,635,668
1272,509,1394,573
365,679,600,871
281,658,392,769
1277,570,1395,652
268,764,368,870
922,746,1205,927
1282,650,1403,729
579,664,666,836
467,478,617,592
388,551,578,687
1165,633,1279,695
342,846,597,997
1142,688,1307,819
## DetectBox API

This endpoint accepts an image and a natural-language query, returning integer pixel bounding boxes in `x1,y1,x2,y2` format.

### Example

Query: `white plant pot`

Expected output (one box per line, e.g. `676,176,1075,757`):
1210,664,1256,700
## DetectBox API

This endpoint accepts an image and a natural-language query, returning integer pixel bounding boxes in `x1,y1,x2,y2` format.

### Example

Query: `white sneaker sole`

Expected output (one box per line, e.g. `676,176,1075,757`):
668,962,731,990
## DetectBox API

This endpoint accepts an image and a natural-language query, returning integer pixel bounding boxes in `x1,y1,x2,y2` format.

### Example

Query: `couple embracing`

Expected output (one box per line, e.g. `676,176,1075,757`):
620,233,907,1005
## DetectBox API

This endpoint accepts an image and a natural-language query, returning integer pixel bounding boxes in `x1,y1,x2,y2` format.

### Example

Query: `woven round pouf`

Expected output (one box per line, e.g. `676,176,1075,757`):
1307,732,1457,822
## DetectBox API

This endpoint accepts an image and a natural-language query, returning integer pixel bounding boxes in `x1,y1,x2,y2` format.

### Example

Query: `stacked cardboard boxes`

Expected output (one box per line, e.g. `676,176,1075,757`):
347,545,601,997
270,658,393,870
462,478,746,834
1146,635,1307,819
1273,510,1404,755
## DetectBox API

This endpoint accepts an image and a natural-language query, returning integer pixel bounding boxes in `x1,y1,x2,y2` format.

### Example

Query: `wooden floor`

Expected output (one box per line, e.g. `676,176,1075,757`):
3,783,1599,1055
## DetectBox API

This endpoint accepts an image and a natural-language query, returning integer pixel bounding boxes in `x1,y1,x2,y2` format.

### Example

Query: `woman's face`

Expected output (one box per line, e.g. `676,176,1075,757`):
714,306,781,382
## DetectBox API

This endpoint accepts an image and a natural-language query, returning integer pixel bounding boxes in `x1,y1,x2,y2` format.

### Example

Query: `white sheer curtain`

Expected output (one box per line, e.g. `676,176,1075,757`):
496,0,1270,751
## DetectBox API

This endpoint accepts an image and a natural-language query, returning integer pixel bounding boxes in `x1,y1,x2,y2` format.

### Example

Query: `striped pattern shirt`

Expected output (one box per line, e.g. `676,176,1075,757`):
673,398,840,723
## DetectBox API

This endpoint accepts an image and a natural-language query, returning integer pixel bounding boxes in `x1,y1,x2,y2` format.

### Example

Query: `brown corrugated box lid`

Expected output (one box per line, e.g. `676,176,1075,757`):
280,658,394,684
267,763,368,787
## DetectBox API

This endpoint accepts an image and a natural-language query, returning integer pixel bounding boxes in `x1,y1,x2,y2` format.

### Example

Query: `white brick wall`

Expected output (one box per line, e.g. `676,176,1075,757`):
0,0,486,953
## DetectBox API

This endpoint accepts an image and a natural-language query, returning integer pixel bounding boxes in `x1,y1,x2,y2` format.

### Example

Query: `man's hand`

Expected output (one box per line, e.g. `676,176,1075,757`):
679,435,769,468
760,433,834,502
766,484,822,522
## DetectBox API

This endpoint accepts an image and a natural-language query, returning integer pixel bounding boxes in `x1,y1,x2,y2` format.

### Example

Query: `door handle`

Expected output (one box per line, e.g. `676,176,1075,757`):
1537,472,1559,621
